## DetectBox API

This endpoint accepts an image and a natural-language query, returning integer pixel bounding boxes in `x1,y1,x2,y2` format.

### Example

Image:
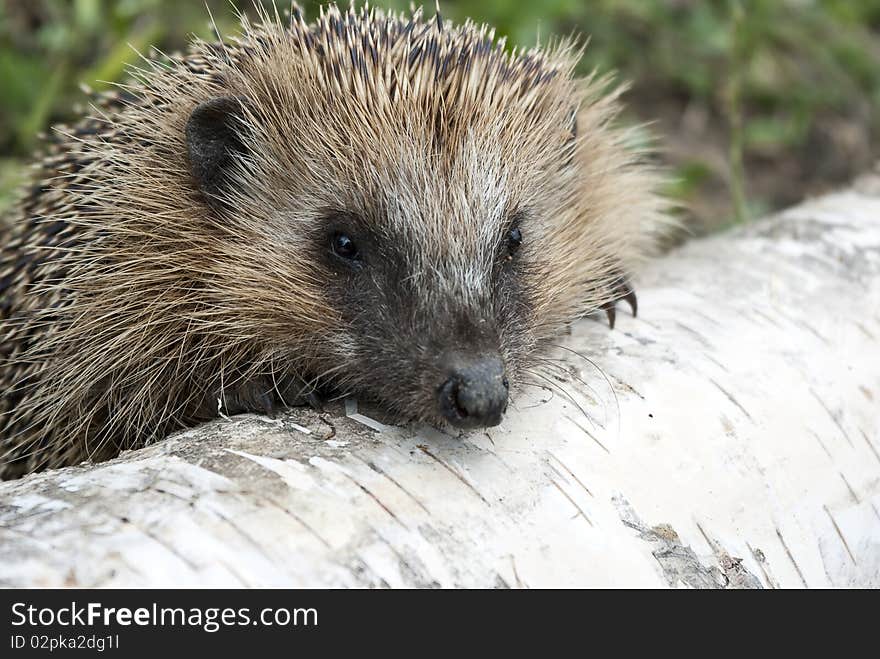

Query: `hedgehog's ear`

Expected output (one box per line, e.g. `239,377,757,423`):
185,96,250,204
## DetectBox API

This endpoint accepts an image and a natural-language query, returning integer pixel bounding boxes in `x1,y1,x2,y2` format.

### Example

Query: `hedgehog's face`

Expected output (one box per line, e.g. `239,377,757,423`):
284,98,582,429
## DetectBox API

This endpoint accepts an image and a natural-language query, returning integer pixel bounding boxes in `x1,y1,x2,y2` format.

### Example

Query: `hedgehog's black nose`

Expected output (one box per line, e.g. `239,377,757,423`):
438,356,509,429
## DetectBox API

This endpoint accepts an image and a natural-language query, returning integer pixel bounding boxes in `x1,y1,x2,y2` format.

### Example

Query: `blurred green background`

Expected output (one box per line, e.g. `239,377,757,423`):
2,0,879,233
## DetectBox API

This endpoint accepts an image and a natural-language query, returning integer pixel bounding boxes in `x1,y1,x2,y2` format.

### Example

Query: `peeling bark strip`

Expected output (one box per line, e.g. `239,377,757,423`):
1,181,880,587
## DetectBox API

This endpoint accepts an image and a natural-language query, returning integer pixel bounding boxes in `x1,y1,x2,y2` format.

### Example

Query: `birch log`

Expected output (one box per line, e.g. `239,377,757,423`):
1,178,879,588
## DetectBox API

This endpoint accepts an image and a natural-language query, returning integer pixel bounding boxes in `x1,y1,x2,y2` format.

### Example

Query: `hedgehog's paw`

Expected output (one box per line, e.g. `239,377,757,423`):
600,278,638,330
221,375,316,419
219,379,279,418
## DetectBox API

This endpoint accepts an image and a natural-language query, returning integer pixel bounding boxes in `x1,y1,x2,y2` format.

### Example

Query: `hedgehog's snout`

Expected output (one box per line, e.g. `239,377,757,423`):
437,354,509,429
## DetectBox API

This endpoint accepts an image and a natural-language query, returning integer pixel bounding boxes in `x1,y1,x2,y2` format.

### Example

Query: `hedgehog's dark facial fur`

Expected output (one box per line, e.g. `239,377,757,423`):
0,3,667,477
314,205,525,428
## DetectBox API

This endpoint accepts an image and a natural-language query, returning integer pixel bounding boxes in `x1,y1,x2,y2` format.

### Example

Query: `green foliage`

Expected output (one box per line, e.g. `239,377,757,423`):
1,0,878,230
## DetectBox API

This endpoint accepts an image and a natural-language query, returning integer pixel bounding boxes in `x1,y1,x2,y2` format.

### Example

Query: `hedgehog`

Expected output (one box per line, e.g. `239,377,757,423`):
0,2,666,479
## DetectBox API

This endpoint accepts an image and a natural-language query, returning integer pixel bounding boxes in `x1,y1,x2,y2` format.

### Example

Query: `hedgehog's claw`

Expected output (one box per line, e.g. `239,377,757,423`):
603,304,616,330
600,278,637,330
622,289,638,317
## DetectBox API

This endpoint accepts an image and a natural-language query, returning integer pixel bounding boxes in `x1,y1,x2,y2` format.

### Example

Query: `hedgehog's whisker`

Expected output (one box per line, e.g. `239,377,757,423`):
519,367,597,430
548,342,621,437
511,378,557,410
530,355,605,415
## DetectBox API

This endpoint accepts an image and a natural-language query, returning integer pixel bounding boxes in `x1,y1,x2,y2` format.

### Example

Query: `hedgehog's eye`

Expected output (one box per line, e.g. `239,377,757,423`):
506,227,523,258
331,232,360,262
